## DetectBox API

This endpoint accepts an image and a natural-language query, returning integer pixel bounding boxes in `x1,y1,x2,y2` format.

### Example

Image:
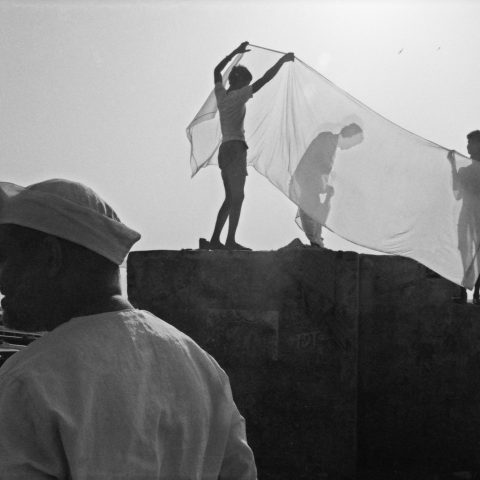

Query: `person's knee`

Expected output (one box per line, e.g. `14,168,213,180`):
230,189,245,205
222,195,232,208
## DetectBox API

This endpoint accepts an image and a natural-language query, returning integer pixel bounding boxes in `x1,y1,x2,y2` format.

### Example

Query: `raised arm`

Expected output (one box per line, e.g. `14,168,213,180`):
214,42,250,84
251,52,294,94
448,150,458,178
448,150,462,199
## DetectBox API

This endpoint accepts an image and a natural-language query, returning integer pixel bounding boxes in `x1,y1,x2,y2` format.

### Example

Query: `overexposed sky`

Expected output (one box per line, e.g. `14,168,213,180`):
1,0,479,252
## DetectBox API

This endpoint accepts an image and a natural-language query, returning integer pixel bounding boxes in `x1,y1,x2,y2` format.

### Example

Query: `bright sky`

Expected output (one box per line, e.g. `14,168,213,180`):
1,0,479,253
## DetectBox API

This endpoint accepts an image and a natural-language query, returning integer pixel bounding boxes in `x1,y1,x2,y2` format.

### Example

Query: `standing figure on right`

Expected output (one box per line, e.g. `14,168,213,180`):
449,129,480,304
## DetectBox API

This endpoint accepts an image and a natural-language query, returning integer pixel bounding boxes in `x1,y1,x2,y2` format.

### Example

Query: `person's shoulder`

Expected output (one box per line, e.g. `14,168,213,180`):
312,131,335,140
0,312,123,378
237,84,253,99
215,82,226,94
137,311,228,379
136,310,203,347
0,332,53,385
225,85,252,98
459,162,480,183
458,165,472,178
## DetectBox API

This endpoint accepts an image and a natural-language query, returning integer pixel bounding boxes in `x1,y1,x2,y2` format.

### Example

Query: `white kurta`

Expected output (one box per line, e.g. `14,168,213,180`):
0,309,257,479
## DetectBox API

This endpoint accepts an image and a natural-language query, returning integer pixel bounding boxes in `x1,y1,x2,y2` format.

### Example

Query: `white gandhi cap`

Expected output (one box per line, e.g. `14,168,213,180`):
0,179,141,265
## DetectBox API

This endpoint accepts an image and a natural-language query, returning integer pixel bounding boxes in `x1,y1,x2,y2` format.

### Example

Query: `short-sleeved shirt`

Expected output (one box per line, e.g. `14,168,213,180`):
0,309,257,480
215,82,253,143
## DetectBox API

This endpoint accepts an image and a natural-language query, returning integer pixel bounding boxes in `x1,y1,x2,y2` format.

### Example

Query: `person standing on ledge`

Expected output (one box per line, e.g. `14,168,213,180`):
448,130,480,304
206,41,294,251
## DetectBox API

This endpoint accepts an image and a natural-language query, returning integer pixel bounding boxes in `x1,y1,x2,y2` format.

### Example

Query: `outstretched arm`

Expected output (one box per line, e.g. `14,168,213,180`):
251,52,294,94
214,41,250,84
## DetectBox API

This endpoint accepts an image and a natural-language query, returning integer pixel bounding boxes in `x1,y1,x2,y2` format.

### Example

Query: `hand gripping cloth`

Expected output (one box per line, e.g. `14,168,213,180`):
0,179,141,265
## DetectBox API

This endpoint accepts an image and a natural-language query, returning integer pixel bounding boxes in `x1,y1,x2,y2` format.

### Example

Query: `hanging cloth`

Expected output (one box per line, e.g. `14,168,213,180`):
186,44,480,288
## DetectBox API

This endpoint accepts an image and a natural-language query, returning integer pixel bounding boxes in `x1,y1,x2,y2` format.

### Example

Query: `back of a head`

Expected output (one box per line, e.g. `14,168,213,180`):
7,223,118,283
340,123,363,138
0,179,140,330
467,130,480,143
228,65,253,88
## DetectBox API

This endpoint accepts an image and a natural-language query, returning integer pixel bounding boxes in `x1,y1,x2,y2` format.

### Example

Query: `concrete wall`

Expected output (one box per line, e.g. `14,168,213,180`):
358,255,480,476
127,248,479,478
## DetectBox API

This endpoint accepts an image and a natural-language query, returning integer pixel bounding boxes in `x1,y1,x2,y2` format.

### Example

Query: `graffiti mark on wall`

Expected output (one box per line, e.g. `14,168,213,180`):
206,309,279,362
294,330,329,351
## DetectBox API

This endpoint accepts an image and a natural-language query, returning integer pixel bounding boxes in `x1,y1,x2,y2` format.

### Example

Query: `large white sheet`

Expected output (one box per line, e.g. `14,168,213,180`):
186,45,480,289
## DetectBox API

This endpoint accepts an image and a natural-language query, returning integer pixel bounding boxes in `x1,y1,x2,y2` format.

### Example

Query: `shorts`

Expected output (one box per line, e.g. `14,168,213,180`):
218,140,248,177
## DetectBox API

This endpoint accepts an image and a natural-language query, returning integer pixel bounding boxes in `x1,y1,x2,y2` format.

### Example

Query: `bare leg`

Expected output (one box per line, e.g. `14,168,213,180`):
299,190,323,246
299,208,317,245
225,172,248,249
210,170,232,248
473,275,480,304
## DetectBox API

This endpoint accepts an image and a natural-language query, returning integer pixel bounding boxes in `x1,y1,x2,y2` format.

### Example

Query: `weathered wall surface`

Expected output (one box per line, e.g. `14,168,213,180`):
128,248,359,479
358,255,480,475
127,248,478,478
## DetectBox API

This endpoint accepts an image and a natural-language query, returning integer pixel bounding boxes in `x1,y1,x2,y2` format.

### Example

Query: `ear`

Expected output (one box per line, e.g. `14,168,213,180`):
41,236,64,278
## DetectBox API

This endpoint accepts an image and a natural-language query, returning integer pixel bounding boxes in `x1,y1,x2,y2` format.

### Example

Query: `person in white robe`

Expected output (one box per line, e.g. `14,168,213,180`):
0,178,257,480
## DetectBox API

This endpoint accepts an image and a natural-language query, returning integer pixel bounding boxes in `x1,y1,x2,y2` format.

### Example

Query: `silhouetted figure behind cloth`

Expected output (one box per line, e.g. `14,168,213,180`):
208,41,294,251
449,129,480,304
290,123,364,246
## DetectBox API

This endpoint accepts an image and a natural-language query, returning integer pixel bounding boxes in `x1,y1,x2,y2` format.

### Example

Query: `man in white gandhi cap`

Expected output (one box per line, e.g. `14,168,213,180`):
0,179,257,479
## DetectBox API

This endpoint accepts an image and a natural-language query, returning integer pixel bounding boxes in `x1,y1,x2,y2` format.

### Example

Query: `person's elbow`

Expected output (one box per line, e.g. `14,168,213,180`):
252,77,267,94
